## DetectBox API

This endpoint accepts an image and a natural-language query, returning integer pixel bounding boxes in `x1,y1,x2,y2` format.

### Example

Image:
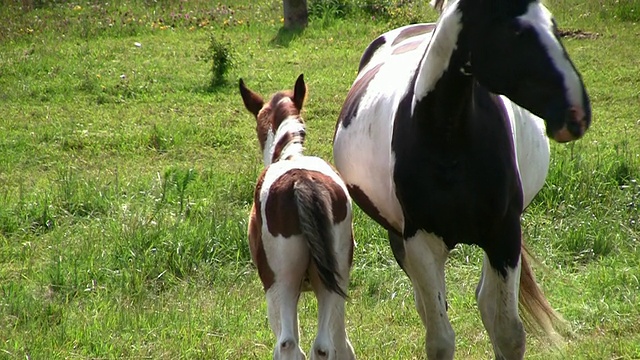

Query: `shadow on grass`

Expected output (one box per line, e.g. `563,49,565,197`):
193,82,235,95
270,26,305,48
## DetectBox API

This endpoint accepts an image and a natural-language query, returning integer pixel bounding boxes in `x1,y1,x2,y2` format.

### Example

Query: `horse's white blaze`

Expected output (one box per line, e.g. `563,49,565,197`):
413,1,462,104
500,96,550,208
520,3,584,110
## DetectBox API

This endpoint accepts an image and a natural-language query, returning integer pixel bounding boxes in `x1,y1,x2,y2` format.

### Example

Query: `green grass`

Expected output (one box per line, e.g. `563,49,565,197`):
1,0,639,358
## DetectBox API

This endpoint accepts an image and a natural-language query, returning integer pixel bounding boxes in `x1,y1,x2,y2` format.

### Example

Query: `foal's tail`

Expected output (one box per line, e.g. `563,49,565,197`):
293,178,348,298
519,243,567,345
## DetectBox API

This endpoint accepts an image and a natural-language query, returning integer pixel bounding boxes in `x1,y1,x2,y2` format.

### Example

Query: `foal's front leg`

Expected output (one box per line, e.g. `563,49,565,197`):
400,230,455,360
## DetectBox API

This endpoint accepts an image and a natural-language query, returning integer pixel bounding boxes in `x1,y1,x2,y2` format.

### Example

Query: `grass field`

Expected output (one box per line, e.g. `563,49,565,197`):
1,0,639,359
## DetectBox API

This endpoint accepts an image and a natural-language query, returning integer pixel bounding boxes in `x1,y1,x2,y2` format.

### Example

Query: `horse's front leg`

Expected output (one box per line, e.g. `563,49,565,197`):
476,219,526,360
399,230,455,360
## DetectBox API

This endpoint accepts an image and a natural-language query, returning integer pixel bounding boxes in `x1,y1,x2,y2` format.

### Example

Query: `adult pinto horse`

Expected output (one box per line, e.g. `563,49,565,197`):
333,0,591,358
241,75,356,360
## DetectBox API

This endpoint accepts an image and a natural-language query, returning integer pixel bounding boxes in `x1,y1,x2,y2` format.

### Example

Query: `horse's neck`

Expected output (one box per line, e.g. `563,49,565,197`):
263,117,305,166
413,0,469,106
411,2,474,135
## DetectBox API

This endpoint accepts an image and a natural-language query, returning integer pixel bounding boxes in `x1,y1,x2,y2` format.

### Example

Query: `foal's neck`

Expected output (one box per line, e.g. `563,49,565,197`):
263,116,306,166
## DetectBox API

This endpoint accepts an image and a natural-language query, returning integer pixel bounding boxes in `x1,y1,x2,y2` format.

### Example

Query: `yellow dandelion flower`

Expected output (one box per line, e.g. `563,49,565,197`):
73,5,82,11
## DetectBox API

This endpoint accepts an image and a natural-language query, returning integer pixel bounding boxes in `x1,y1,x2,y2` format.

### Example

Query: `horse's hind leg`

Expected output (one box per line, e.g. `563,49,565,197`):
476,223,526,359
399,230,455,360
265,235,309,360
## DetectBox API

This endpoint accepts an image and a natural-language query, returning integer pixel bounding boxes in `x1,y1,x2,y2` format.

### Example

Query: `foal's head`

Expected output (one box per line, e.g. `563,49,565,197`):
452,0,591,142
239,74,307,166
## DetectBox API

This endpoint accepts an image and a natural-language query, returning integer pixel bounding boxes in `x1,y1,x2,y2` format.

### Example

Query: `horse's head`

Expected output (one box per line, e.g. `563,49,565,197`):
239,74,307,151
239,74,307,165
464,0,591,142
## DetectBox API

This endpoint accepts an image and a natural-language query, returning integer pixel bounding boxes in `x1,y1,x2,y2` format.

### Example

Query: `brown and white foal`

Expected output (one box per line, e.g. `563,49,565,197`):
240,74,355,360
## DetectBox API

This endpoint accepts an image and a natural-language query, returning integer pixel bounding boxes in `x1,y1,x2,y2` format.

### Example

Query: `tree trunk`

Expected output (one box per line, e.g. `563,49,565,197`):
283,0,308,30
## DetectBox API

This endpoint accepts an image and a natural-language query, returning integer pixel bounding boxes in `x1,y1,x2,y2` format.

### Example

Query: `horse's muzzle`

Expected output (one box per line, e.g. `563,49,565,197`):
552,106,589,143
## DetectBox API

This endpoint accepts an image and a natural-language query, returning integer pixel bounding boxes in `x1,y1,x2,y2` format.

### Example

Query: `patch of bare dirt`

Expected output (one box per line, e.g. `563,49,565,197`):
558,29,601,40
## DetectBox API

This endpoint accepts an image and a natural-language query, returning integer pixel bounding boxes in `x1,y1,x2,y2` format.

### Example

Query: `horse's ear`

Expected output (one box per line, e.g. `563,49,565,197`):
292,74,307,111
239,78,264,117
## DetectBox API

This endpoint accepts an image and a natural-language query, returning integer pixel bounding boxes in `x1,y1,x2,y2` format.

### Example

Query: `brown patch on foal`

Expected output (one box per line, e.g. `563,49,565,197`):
249,170,275,291
265,169,349,238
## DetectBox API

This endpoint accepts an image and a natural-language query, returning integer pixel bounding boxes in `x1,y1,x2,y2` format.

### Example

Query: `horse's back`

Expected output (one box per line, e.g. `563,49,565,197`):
358,23,436,72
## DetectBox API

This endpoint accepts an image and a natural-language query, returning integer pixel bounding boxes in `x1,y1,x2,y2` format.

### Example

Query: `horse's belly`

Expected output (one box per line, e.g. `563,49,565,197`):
334,111,404,233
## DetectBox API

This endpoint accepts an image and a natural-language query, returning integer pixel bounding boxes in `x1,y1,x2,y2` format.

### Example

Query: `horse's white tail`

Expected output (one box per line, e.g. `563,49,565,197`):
293,179,347,298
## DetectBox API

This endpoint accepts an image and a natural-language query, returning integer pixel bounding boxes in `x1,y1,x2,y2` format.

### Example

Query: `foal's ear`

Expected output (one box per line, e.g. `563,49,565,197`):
239,78,264,117
292,74,307,111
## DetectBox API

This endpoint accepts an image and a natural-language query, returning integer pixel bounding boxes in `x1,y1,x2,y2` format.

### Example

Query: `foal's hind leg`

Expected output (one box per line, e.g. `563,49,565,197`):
399,230,455,360
265,235,309,360
309,272,353,360
309,225,355,360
